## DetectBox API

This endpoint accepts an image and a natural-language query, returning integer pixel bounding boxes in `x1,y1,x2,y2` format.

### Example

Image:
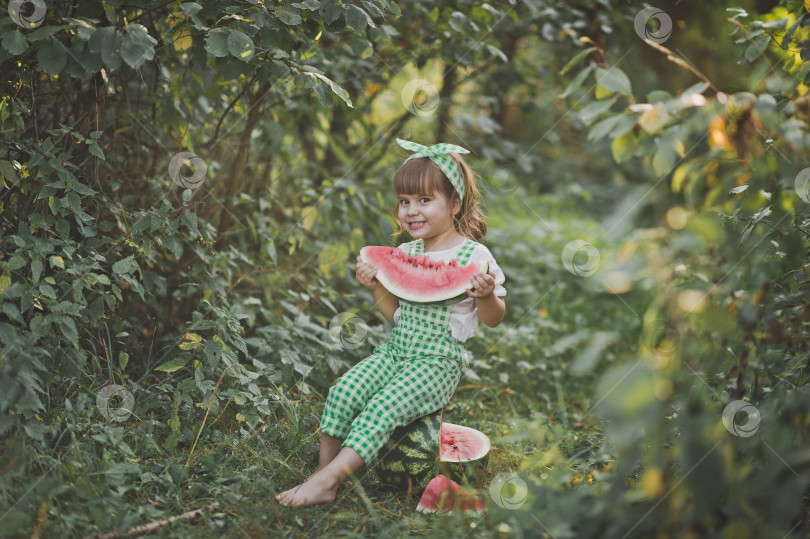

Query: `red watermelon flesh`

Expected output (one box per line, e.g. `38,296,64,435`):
441,422,491,462
359,246,488,303
416,475,486,514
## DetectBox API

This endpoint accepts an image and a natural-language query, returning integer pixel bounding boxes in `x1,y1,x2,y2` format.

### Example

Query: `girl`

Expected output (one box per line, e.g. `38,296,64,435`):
275,138,507,507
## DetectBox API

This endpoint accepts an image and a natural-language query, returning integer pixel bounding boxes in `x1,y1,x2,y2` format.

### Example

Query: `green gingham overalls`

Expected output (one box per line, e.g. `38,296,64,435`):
319,238,479,465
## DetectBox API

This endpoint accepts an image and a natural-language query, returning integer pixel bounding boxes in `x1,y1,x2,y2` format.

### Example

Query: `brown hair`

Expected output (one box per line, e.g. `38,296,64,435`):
389,153,487,243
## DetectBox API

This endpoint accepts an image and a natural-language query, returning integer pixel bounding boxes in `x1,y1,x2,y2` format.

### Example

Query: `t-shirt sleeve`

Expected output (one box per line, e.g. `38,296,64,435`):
475,245,506,297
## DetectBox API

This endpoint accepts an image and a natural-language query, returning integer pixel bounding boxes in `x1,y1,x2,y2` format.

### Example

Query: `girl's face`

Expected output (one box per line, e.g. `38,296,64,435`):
397,189,459,240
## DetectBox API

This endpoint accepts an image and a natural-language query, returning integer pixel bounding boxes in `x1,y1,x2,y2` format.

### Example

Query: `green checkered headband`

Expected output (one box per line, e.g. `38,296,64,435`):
396,138,470,201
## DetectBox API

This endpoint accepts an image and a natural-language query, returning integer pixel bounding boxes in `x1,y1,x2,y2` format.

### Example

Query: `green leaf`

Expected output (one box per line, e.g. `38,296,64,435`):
595,66,632,95
0,160,19,185
611,131,637,163
31,258,43,283
346,5,370,34
28,26,66,41
277,5,303,25
560,47,596,75
348,36,372,58
578,97,616,126
319,0,341,24
87,141,105,160
589,115,636,142
652,146,677,176
204,28,229,57
313,82,334,108
227,30,254,61
119,351,129,371
744,35,770,62
49,255,65,269
180,2,203,17
179,332,203,350
560,64,593,99
782,13,805,48
156,356,190,373
301,71,353,108
60,317,78,346
2,29,28,55
37,37,68,75
120,23,157,68
39,283,56,299
100,28,123,70
112,255,136,275
24,423,45,441
7,256,26,271
269,60,290,79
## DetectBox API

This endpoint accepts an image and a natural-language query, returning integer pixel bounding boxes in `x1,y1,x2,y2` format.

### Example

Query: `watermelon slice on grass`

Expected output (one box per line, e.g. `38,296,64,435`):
359,245,489,304
374,408,491,494
416,475,486,515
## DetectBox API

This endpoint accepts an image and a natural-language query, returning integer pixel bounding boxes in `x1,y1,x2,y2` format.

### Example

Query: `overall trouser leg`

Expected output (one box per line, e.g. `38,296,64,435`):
319,347,398,439
341,358,462,465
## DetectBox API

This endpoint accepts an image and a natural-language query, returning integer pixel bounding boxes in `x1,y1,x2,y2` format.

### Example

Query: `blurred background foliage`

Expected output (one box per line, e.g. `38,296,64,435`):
0,0,808,536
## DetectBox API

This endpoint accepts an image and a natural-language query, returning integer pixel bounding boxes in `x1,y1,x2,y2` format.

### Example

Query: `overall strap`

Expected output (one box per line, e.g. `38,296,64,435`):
408,239,424,256
454,239,477,266
407,238,476,260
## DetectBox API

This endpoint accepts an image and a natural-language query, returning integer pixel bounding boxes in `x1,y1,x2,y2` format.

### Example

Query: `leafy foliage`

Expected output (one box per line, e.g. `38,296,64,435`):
0,0,808,536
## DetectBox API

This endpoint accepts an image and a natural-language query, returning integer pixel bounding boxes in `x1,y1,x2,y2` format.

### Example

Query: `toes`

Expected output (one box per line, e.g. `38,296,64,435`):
276,486,300,506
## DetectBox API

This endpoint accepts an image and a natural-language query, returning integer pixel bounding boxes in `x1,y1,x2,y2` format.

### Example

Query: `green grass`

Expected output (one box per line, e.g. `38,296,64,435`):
125,379,602,538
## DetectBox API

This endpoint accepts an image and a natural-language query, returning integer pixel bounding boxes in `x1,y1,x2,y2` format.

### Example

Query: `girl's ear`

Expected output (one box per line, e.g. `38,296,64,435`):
452,197,461,216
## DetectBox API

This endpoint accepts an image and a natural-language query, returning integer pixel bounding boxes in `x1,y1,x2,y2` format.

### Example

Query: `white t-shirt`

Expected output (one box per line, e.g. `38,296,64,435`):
392,240,507,342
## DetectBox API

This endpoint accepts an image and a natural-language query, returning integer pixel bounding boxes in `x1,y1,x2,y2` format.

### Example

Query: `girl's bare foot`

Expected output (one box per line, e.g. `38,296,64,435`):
275,471,339,507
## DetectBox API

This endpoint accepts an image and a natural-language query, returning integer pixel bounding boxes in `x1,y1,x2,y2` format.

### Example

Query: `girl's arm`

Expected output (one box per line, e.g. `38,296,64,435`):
469,270,506,327
357,255,399,323
475,293,505,328
372,286,400,323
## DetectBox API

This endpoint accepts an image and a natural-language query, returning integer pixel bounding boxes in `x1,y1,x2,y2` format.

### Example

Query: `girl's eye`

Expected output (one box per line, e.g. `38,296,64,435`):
421,197,430,203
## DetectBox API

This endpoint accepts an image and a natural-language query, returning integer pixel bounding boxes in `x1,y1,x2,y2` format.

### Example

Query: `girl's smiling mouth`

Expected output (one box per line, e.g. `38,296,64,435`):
408,221,426,229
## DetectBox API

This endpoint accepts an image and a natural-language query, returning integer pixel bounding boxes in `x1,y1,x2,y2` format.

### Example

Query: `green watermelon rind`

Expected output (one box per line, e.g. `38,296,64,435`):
374,408,443,493
373,410,491,495
360,246,489,304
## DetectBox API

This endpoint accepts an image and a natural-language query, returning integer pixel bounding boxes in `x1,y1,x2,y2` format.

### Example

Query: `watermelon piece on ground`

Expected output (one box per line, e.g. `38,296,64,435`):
359,245,488,303
416,475,486,514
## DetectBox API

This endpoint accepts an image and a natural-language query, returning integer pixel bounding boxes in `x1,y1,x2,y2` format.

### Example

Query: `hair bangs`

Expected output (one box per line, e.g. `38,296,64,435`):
393,158,448,197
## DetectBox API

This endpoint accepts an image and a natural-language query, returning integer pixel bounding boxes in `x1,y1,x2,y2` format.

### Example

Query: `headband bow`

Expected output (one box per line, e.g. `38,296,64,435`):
396,138,470,202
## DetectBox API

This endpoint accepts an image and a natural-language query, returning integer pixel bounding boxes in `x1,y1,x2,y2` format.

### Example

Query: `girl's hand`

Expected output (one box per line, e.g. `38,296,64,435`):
467,270,496,299
356,255,381,289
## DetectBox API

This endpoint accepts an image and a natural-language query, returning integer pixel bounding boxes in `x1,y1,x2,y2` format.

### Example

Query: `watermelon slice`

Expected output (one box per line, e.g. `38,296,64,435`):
374,408,491,493
359,246,488,303
416,475,486,514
